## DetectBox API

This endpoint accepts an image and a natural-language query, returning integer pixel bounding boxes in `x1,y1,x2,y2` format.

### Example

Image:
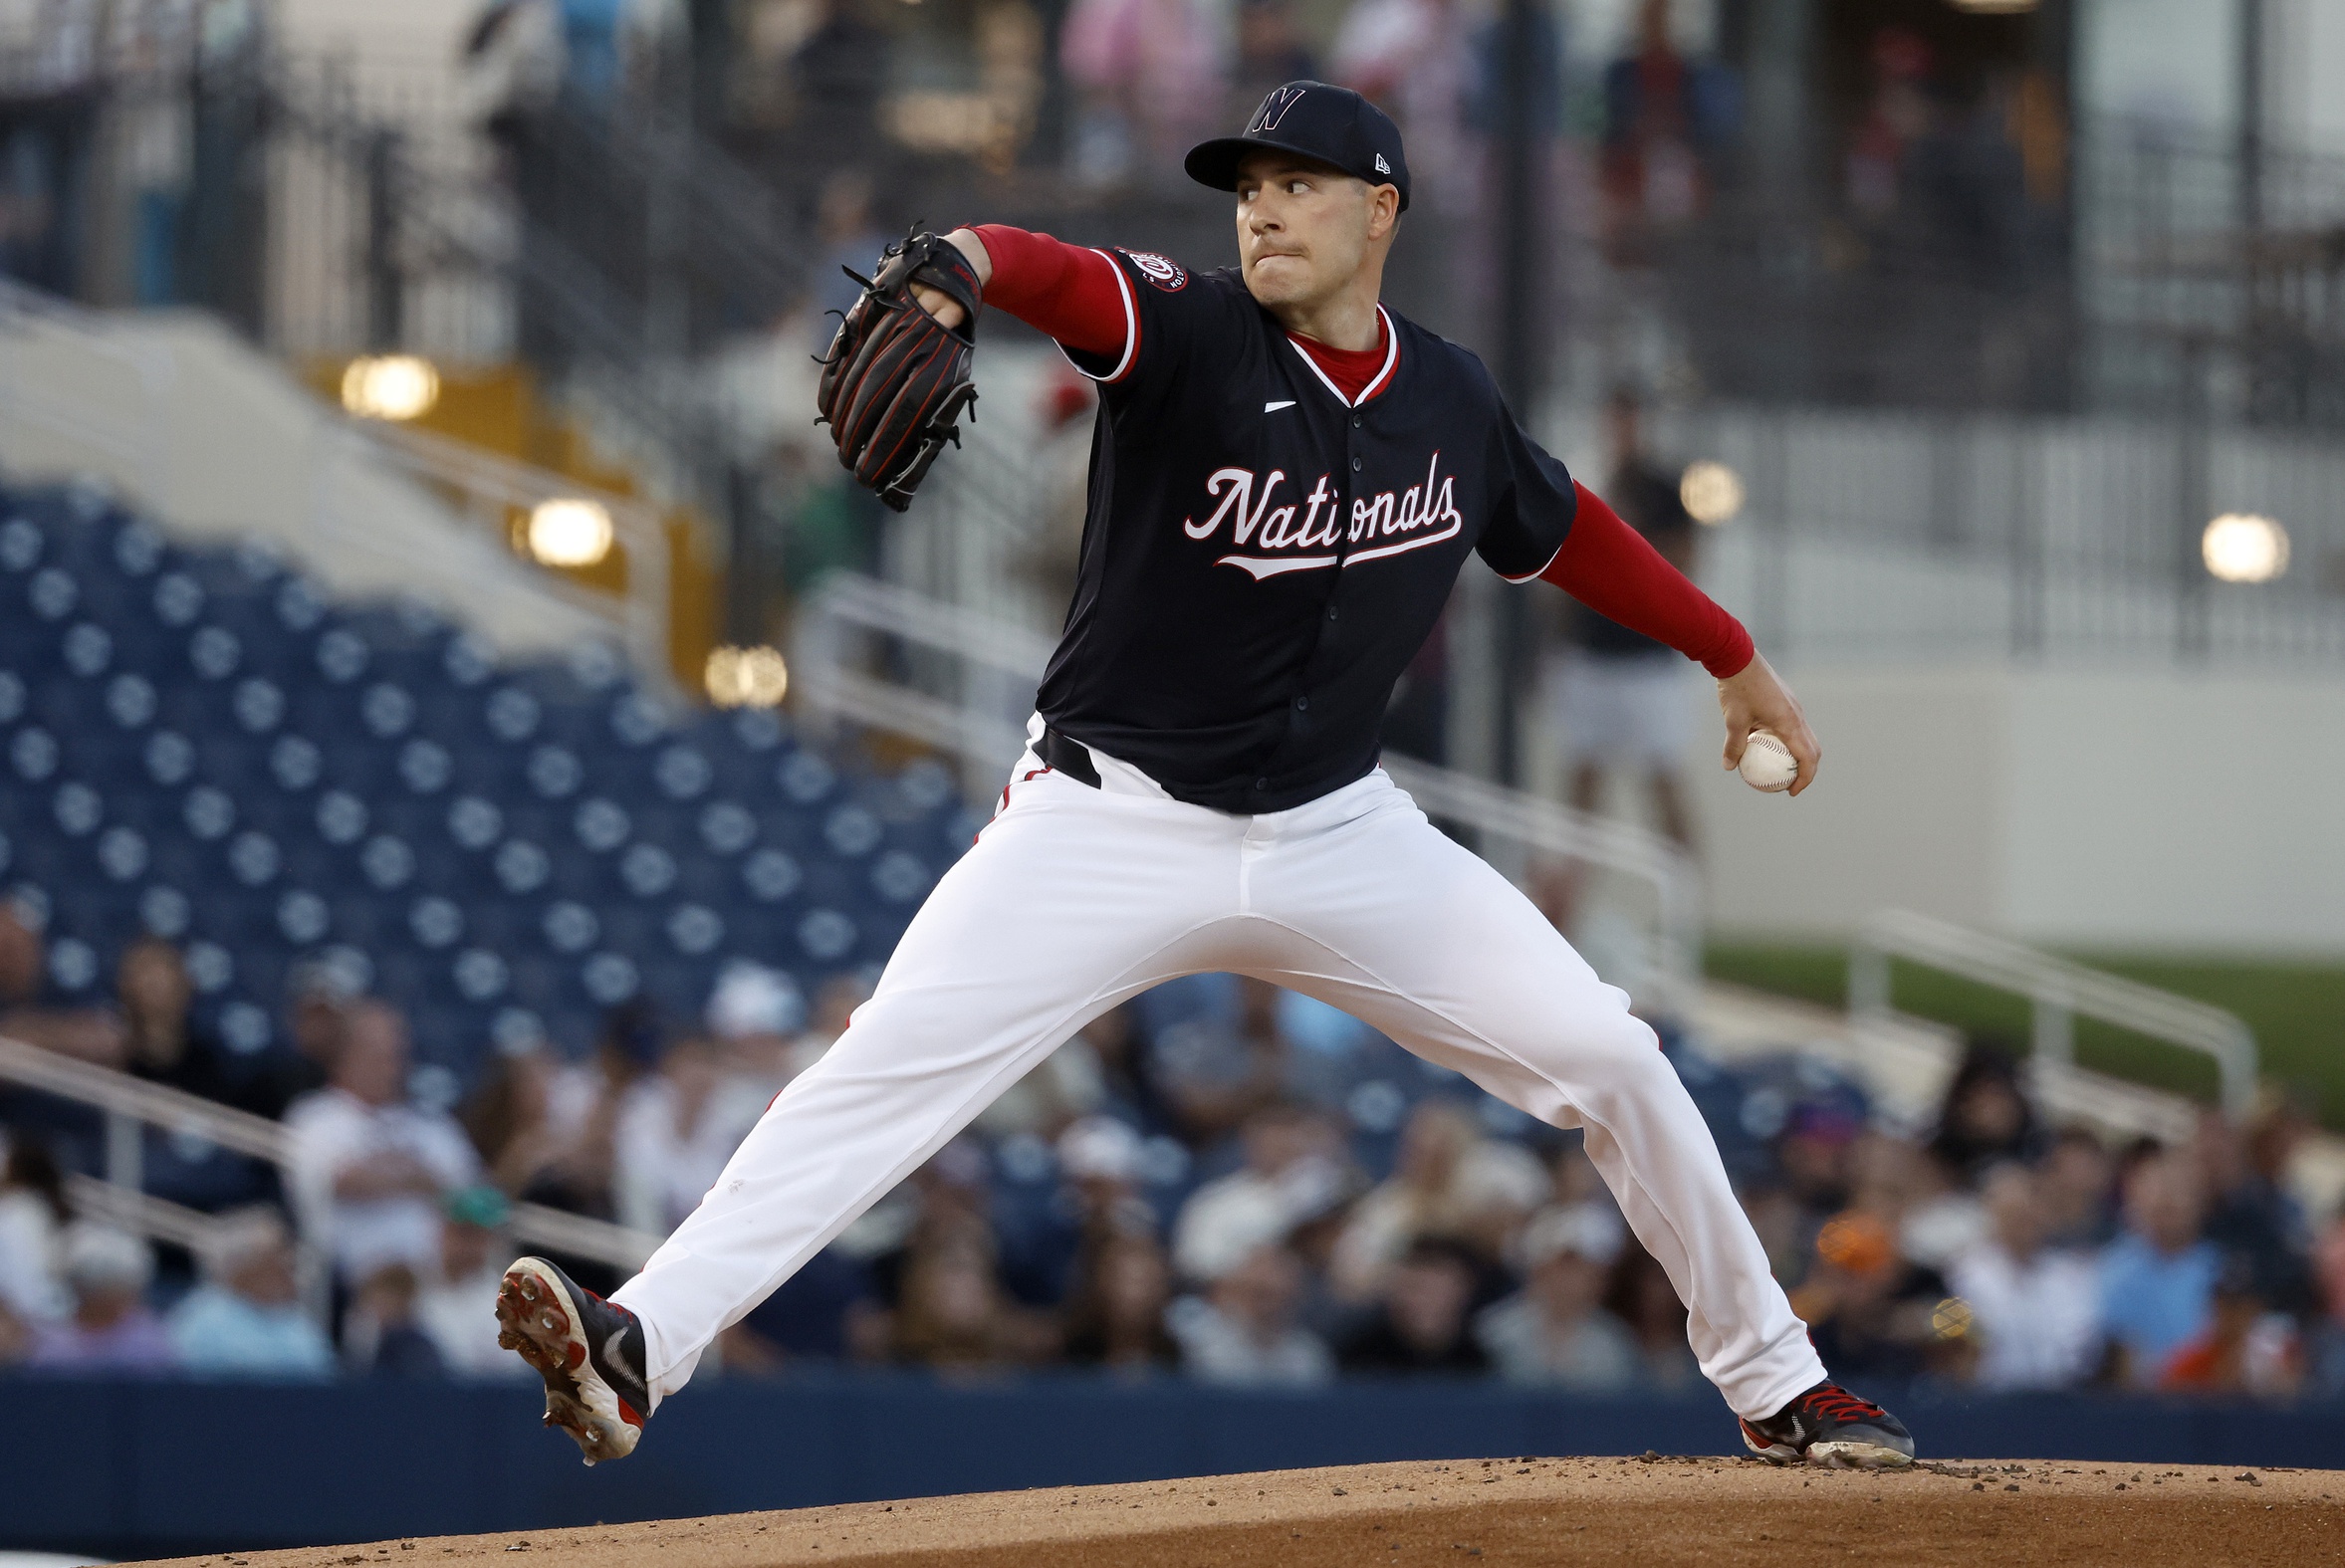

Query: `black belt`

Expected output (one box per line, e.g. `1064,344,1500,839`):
1039,724,1102,787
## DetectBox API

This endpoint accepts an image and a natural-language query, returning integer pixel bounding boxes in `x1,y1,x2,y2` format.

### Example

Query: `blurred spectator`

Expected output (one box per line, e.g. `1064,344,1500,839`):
1947,1163,2102,1391
889,1229,1048,1374
1332,0,1478,207
1844,27,1931,219
615,1031,759,1236
343,1263,446,1379
1151,977,1290,1142
2196,1100,2316,1313
2315,1215,2345,1395
1168,1241,1332,1387
2159,1253,2303,1401
707,960,803,1122
30,1224,175,1373
1057,1114,1155,1237
1605,1242,1699,1390
1172,1104,1348,1283
1229,0,1314,117
1599,0,1733,238
416,1186,524,1377
1737,1170,1815,1289
0,895,124,1065
462,1043,610,1216
1060,1229,1178,1374
0,1134,69,1324
1330,1101,1545,1301
1792,1211,1954,1383
285,1002,480,1285
2099,1151,2219,1388
1060,0,1229,187
788,972,872,1081
1892,1141,1988,1274
991,1113,1154,1310
248,958,359,1120
1894,74,2030,290
784,0,888,177
2035,1127,2119,1249
166,1207,334,1377
1076,1005,1172,1135
975,1031,1108,1143
1477,1205,1636,1390
1774,1101,1861,1222
117,939,241,1111
810,170,888,350
733,1241,876,1366
1926,1039,2041,1187
1540,388,1701,871
1338,1235,1490,1375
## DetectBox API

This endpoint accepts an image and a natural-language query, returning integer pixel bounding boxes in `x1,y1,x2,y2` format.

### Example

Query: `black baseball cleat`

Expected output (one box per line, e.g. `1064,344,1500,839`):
1740,1382,1916,1469
496,1256,650,1465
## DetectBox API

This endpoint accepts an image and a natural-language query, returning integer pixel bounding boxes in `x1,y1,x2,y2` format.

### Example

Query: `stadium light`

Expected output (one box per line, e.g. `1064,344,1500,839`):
2202,513,2289,583
706,645,789,708
1679,459,1746,526
526,499,615,568
340,355,440,421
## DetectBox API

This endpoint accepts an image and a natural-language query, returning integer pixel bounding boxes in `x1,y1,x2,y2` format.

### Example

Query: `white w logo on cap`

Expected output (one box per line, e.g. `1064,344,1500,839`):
1250,85,1306,133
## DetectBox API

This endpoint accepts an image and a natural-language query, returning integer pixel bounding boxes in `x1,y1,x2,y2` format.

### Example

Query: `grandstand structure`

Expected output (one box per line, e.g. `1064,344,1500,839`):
0,477,969,1104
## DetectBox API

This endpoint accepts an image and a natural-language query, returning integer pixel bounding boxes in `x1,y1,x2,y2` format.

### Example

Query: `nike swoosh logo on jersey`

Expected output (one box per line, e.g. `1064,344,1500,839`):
1264,400,1295,413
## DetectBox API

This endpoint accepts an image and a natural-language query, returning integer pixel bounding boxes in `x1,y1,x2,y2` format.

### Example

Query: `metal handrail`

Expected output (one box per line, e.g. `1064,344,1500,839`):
794,574,1704,1007
1847,908,2259,1117
67,1174,239,1255
0,1033,661,1272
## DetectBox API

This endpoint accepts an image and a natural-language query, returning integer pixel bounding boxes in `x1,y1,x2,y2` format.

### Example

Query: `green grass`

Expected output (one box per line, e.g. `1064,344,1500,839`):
1705,942,2345,1129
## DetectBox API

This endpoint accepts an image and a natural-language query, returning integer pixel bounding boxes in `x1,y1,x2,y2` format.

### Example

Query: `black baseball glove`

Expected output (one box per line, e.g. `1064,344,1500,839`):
816,228,983,513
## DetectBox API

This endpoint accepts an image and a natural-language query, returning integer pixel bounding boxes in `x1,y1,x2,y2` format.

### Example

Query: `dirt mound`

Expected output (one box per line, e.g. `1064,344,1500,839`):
134,1456,2344,1568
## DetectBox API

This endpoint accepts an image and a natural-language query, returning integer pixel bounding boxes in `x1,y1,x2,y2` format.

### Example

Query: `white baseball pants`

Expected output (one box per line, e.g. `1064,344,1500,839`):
612,727,1825,1420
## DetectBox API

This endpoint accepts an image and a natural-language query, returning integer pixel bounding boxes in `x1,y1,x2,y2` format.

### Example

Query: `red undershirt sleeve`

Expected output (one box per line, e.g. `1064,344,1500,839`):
1539,481,1755,679
970,224,1129,359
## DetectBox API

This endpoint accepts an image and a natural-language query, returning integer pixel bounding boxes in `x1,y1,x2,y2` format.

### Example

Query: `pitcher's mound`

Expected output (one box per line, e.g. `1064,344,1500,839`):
136,1456,2343,1568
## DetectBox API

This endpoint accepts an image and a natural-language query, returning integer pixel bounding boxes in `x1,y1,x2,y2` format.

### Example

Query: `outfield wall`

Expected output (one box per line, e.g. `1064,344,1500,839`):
9,1374,2345,1558
1681,663,2345,955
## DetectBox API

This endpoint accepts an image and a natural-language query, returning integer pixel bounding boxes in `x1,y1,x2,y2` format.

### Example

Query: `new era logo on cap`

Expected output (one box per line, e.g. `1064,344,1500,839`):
1374,153,1390,174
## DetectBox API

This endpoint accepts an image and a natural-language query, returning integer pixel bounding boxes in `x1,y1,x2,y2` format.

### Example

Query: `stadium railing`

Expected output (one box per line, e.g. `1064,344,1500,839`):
791,573,1705,1014
1848,908,2259,1119
0,1030,664,1326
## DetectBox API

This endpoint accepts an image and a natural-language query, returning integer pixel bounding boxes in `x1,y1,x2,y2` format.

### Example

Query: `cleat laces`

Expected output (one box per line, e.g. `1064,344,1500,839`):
1797,1385,1888,1427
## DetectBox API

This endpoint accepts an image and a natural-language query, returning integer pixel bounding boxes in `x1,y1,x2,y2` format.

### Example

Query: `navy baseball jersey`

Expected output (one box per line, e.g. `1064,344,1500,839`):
1035,248,1581,813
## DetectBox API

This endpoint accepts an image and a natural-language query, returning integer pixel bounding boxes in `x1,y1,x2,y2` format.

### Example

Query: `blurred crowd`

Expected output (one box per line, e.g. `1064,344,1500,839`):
4,884,2344,1406
0,0,2067,309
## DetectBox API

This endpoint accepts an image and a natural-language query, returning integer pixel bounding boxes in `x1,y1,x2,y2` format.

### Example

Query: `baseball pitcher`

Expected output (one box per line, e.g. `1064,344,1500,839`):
496,81,1915,1472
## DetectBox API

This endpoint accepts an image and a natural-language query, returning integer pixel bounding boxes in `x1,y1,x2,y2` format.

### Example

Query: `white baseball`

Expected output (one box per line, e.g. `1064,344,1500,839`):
1738,730,1798,792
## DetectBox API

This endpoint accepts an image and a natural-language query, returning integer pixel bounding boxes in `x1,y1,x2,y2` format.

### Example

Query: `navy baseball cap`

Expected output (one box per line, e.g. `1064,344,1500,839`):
1185,81,1411,213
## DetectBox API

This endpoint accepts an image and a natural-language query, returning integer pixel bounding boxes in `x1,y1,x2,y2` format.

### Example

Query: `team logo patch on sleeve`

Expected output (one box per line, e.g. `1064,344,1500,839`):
1121,251,1188,292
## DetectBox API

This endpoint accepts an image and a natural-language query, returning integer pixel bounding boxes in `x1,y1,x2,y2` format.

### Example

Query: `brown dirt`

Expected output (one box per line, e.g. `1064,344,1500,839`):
133,1456,2345,1568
